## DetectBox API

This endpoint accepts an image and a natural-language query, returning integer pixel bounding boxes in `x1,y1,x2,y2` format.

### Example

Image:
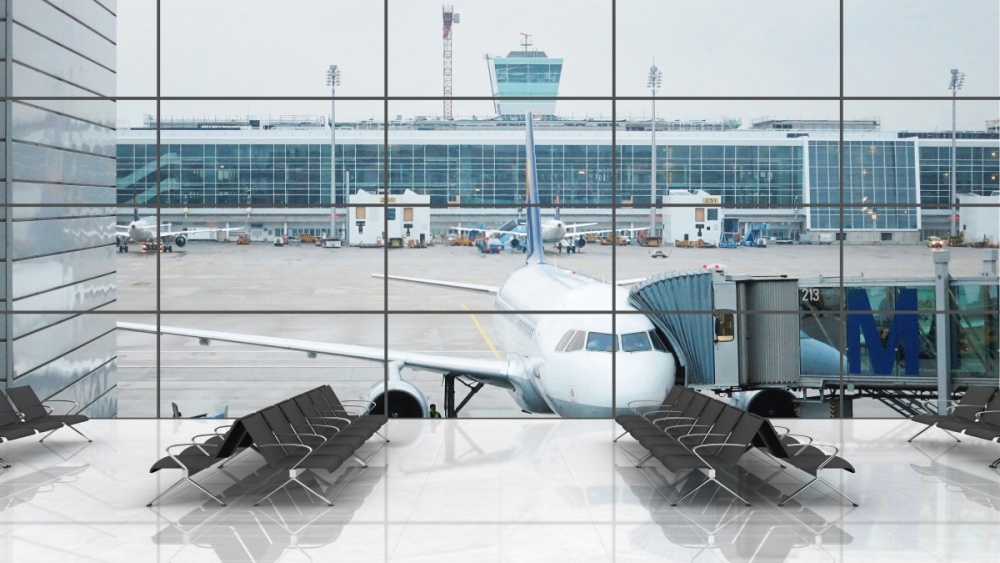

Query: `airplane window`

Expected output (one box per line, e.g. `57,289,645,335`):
648,330,668,352
565,331,586,352
621,332,652,352
556,331,575,351
586,332,616,352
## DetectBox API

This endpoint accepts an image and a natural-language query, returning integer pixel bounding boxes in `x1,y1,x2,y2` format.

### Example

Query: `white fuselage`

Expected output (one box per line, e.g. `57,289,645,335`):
539,219,568,244
127,217,163,243
491,263,676,417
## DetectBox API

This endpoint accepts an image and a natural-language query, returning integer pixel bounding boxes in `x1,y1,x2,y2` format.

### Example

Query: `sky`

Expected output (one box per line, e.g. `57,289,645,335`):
116,0,999,131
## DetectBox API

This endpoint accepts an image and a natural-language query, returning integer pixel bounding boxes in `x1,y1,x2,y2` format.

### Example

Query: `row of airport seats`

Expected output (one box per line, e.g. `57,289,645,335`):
148,385,388,507
0,385,92,469
909,385,1000,468
615,386,857,507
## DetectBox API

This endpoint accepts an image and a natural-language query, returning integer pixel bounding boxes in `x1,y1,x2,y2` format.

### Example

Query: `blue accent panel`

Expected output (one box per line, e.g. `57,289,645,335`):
846,288,920,375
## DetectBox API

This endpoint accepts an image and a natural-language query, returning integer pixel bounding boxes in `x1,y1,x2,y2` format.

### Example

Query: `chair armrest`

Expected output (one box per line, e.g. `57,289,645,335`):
921,399,955,415
652,415,697,426
772,425,790,435
257,443,312,453
291,422,341,435
784,442,841,470
974,410,1000,420
190,432,227,445
214,424,234,433
664,423,714,435
690,442,751,470
643,408,682,420
341,400,375,414
951,404,984,415
782,433,814,446
44,399,79,414
274,431,326,444
306,414,353,426
165,442,212,462
677,432,728,442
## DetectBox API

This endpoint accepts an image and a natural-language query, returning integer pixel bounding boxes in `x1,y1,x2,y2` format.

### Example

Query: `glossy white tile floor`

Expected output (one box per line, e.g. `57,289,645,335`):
1,418,999,562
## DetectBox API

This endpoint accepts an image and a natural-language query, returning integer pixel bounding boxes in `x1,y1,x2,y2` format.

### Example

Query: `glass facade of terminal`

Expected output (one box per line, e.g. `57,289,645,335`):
116,140,805,208
808,141,919,230
918,145,1000,204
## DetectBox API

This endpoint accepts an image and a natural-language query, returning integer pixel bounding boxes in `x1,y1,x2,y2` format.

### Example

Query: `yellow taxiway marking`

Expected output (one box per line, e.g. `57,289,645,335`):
462,304,502,361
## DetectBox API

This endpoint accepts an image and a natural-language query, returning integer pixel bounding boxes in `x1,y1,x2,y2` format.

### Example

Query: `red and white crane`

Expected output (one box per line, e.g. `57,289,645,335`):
442,5,460,120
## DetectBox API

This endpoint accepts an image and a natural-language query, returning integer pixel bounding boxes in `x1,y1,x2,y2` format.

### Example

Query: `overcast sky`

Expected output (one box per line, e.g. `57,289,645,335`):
116,0,999,131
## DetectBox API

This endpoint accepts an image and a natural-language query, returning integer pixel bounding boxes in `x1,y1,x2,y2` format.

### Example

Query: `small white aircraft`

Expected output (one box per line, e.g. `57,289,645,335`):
116,207,244,253
117,113,677,418
455,214,646,252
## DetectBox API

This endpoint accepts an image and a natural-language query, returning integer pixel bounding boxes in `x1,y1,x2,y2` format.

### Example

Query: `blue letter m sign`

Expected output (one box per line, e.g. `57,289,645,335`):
847,288,920,375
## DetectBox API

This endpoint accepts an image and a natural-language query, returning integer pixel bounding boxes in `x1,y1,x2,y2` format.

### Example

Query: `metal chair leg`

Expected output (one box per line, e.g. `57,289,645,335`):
67,425,93,443
817,477,859,507
779,477,818,506
375,431,389,443
38,428,59,443
907,425,932,443
255,471,333,507
147,479,189,507
613,430,628,442
989,456,1000,469
672,477,712,506
0,456,10,469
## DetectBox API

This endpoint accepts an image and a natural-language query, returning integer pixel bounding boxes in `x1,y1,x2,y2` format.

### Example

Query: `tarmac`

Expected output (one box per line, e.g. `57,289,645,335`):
115,240,997,418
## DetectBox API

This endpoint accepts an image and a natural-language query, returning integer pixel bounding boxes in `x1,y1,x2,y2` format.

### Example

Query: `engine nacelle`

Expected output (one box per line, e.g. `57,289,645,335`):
732,388,797,418
575,236,586,248
174,235,187,247
360,378,429,418
510,238,521,250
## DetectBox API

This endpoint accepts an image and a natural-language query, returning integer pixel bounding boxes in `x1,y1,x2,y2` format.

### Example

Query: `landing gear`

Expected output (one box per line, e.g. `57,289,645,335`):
443,373,485,418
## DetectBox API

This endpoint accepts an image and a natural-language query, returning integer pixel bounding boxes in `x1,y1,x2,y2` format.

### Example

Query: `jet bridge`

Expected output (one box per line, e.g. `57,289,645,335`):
629,271,801,390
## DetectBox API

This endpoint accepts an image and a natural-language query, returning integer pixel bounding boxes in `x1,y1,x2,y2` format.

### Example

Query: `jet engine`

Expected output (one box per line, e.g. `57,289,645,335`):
360,378,428,418
732,388,797,418
174,235,187,247
510,238,521,250
575,236,586,248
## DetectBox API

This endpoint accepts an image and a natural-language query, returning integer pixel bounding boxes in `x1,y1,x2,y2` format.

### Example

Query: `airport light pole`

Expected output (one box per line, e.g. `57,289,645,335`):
327,65,342,240
948,68,965,239
647,62,662,238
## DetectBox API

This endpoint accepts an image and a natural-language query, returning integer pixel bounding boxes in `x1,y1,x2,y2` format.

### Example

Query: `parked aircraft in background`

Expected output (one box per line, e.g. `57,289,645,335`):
117,112,678,418
116,207,244,252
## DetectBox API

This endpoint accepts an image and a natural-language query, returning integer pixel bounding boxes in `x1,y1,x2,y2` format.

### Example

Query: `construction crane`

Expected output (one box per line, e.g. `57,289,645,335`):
442,5,460,120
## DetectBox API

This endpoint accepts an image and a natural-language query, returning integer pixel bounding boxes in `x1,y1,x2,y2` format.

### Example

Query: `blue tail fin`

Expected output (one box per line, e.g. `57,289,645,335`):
524,112,546,265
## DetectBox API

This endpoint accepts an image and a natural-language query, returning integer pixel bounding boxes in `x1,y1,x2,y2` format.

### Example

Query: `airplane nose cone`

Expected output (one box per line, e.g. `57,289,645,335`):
614,353,675,410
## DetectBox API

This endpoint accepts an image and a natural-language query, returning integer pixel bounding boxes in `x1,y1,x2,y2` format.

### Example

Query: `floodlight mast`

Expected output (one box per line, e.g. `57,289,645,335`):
948,68,965,239
647,62,663,237
326,65,342,240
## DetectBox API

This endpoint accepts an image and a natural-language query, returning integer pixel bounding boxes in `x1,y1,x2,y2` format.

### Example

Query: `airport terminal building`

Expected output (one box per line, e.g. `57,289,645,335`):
115,116,1000,244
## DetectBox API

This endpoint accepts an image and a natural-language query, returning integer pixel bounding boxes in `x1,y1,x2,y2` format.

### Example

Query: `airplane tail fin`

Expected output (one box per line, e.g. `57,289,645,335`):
524,112,546,265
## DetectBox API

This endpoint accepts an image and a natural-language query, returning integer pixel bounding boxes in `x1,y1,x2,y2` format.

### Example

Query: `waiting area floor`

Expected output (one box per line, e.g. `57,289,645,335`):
0,418,998,562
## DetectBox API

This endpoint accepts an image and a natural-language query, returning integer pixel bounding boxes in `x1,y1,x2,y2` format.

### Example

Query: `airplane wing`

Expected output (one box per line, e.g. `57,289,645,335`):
116,322,515,390
564,222,597,231
372,274,499,294
160,226,245,238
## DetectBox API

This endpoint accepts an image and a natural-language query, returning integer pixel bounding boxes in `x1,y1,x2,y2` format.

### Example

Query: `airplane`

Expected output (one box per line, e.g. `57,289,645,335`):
116,205,244,253
455,214,646,253
117,112,678,418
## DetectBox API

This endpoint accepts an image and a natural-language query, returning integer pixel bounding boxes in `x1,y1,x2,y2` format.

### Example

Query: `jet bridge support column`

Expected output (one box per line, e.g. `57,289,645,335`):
934,251,952,414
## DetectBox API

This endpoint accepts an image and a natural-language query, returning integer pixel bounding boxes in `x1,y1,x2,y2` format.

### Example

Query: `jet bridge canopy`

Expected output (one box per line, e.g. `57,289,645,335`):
628,271,716,386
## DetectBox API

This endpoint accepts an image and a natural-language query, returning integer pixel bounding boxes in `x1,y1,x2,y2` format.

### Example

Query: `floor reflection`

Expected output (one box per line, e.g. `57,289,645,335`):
909,443,1000,512
617,461,854,563
152,462,384,561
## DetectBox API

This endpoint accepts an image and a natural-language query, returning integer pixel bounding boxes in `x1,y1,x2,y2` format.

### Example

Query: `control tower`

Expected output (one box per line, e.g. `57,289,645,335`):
486,34,563,118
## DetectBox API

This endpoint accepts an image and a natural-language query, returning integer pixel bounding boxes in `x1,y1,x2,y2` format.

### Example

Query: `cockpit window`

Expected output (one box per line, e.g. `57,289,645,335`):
648,330,668,352
556,331,575,352
565,331,586,352
586,332,617,352
621,332,653,352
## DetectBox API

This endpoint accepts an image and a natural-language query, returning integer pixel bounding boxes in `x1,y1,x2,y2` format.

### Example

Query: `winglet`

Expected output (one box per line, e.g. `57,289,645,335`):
524,112,546,265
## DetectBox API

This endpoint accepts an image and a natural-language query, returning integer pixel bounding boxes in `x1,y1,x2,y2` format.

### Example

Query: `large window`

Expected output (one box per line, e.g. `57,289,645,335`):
102,0,1000,422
